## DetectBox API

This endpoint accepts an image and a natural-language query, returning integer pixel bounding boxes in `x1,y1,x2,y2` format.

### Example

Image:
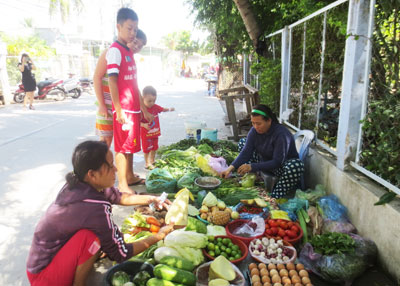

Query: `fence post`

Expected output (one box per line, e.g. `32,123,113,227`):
0,40,11,105
336,0,374,170
279,26,290,123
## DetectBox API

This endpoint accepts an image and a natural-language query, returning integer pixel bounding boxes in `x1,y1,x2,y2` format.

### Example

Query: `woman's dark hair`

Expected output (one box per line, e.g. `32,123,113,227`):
117,7,138,24
20,53,29,63
251,104,278,123
136,29,147,45
66,140,109,187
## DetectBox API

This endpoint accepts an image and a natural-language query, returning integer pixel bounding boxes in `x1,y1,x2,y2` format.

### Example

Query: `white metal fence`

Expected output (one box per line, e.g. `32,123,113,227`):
245,0,400,195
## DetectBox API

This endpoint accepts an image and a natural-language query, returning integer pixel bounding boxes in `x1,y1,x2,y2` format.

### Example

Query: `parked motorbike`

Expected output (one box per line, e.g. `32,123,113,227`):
13,79,66,103
78,77,93,93
62,77,82,99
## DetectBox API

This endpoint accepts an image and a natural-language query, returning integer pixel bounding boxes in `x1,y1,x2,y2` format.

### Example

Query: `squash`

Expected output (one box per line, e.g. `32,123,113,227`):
209,255,236,281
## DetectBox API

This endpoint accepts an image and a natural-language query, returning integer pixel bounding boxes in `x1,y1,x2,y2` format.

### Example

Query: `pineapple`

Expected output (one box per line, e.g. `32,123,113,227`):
212,211,231,225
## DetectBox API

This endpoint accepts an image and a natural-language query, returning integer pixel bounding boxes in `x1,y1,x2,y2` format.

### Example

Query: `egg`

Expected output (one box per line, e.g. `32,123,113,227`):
294,283,302,286
258,263,267,269
296,263,305,271
269,269,278,277
273,283,282,286
263,283,272,286
302,277,311,284
253,282,262,286
271,274,281,284
268,263,276,270
281,277,291,284
249,263,258,271
260,268,269,277
262,275,271,283
251,268,260,276
299,269,309,277
252,275,261,283
291,275,301,284
283,284,291,286
305,284,313,286
279,269,288,277
276,263,285,271
286,262,295,271
289,270,298,277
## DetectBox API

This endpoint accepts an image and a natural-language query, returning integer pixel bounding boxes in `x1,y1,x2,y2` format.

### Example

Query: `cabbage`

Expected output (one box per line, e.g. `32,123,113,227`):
203,192,218,207
164,230,208,248
206,225,227,236
154,246,181,262
171,246,204,266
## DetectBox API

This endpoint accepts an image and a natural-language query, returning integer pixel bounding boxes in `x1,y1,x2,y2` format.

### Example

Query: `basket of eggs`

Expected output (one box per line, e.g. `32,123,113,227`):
248,262,312,286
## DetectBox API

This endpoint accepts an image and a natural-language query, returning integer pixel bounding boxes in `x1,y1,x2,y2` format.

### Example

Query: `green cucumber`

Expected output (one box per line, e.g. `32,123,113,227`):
159,256,195,271
153,264,196,286
146,278,187,286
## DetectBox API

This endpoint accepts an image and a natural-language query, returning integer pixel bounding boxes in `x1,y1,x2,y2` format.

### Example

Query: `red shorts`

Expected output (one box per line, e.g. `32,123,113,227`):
113,111,141,154
141,136,159,153
27,229,100,286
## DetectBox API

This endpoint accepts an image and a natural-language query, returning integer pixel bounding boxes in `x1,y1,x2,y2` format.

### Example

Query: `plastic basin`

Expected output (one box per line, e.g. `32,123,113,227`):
225,219,264,246
103,261,154,286
202,235,248,264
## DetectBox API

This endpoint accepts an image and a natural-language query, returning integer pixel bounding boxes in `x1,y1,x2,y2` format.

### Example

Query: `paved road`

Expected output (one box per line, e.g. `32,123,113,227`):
0,78,231,286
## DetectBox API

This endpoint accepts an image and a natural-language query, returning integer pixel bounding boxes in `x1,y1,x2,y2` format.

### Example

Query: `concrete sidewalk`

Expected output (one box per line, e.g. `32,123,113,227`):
0,78,232,286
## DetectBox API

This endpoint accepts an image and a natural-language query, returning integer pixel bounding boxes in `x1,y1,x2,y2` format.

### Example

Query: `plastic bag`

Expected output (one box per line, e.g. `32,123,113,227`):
232,216,265,237
145,168,177,193
350,234,377,266
177,172,200,190
232,203,269,220
195,260,245,286
196,154,217,175
322,219,357,234
295,184,327,204
208,156,230,174
318,195,348,221
279,198,309,219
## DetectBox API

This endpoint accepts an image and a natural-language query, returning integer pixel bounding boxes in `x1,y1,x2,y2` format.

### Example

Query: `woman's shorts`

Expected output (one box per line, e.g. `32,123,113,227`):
27,229,100,286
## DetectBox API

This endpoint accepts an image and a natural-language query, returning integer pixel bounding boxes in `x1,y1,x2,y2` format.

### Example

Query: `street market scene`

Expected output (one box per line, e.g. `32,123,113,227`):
0,0,399,286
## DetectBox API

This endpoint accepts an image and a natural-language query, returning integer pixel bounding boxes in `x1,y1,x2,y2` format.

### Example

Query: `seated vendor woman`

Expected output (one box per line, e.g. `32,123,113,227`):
220,104,304,198
26,140,174,286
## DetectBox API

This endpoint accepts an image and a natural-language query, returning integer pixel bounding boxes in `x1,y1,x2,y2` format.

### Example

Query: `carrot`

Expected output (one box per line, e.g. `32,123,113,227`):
146,216,161,226
150,224,160,233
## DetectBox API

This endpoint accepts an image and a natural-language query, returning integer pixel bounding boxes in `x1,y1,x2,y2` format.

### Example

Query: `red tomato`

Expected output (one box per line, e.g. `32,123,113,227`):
271,227,279,235
278,228,286,238
283,236,290,241
291,225,300,234
280,222,288,230
287,230,298,238
287,221,294,228
269,220,278,227
265,223,270,229
265,229,273,236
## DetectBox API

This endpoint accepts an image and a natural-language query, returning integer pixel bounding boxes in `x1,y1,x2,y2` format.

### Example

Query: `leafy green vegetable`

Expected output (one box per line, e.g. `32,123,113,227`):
310,232,355,255
197,143,214,155
132,271,152,286
185,217,207,233
213,187,259,205
111,271,130,286
239,173,256,187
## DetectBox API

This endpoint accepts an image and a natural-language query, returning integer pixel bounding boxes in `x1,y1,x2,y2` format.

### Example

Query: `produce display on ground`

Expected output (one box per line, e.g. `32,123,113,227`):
106,139,379,286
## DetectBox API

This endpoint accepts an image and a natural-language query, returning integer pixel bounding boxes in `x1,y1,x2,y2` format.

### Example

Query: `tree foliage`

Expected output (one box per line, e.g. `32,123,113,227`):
162,30,203,56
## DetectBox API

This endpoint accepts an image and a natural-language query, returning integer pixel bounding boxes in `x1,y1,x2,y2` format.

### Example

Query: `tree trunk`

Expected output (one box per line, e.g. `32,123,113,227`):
233,0,261,49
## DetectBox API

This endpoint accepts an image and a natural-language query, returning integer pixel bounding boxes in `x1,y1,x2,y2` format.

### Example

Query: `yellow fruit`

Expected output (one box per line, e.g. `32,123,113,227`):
212,211,231,225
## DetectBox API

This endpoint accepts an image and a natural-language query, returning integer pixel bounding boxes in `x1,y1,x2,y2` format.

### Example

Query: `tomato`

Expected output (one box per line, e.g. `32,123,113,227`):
283,236,290,241
265,223,270,229
268,220,278,227
271,227,279,235
280,221,288,230
287,230,297,238
287,221,294,228
291,225,300,234
265,229,273,236
278,228,286,238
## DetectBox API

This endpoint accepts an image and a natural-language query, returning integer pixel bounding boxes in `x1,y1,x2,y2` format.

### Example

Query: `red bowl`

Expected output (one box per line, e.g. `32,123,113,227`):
264,219,303,244
225,219,264,246
202,235,248,264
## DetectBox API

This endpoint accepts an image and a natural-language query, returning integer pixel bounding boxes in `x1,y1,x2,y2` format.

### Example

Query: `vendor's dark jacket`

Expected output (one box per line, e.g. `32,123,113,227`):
232,121,299,172
26,182,134,274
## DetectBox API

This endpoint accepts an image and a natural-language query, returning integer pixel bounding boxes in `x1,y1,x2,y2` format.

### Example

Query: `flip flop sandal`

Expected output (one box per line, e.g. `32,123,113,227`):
128,178,146,186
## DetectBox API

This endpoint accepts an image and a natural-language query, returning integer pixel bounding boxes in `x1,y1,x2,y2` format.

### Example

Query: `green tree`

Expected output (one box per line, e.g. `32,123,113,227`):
162,30,199,56
49,0,83,23
1,33,55,85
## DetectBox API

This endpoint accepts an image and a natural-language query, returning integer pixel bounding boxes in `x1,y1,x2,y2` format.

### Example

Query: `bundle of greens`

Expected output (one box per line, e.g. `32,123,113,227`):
310,232,355,255
157,138,197,155
213,187,260,206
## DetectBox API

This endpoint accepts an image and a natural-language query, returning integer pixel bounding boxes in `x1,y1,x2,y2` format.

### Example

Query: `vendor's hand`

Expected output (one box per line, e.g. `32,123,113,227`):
237,164,252,175
157,223,175,239
98,104,110,119
220,169,231,178
152,196,171,211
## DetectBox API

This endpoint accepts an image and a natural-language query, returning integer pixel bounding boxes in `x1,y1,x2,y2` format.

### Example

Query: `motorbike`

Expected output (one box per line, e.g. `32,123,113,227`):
62,77,82,98
13,79,66,103
78,77,93,93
